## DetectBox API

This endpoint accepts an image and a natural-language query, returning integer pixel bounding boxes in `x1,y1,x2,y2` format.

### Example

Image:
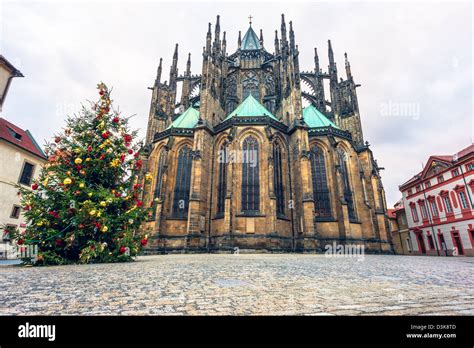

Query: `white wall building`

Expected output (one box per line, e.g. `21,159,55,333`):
0,117,46,259
399,144,474,257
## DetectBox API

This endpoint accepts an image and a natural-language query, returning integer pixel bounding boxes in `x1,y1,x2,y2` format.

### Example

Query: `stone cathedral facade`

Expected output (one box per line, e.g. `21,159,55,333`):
140,15,392,253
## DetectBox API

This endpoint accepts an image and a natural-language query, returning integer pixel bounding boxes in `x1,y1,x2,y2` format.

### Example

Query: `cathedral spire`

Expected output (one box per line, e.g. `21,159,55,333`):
155,57,162,86
214,15,221,52
259,29,264,46
328,40,334,64
314,48,320,73
186,53,191,77
328,40,337,81
169,43,178,88
274,30,280,55
344,52,352,80
280,14,287,44
206,22,212,53
289,20,295,52
238,30,242,49
222,31,227,56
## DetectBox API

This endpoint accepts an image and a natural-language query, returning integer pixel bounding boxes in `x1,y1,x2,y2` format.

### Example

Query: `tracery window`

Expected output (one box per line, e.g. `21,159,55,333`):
310,145,332,218
243,72,260,100
217,143,228,215
172,146,192,218
273,143,285,216
338,150,356,221
242,136,260,213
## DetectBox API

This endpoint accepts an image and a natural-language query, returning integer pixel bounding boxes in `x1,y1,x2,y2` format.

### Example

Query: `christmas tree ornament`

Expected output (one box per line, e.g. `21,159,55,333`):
63,178,72,185
74,158,83,165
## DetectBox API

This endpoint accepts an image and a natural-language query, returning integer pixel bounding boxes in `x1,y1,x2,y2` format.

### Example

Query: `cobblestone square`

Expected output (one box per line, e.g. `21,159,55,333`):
1,254,473,315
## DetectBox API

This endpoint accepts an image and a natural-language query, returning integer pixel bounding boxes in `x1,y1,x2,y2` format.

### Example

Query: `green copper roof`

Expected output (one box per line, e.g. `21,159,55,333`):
241,26,261,50
225,95,278,121
302,105,339,129
166,107,200,129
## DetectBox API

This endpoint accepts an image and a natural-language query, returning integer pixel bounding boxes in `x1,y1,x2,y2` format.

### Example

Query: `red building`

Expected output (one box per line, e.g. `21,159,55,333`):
399,144,474,256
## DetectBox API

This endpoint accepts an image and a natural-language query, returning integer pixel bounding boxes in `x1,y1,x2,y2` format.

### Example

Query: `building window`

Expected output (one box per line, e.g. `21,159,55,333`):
154,150,167,200
419,201,428,219
338,150,356,221
430,200,439,217
310,145,332,219
427,234,435,250
7,127,22,141
273,143,285,216
438,233,446,250
172,146,192,218
443,195,453,213
10,205,21,219
217,143,228,214
425,181,431,189
410,205,419,222
452,168,460,177
18,162,35,186
241,136,260,213
242,72,260,100
466,163,474,171
407,189,412,196
458,190,469,209
400,213,406,225
437,175,444,184
416,185,421,192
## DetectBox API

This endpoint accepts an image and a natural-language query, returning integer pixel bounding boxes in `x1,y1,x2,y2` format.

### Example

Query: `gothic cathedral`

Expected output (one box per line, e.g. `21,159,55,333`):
140,15,392,253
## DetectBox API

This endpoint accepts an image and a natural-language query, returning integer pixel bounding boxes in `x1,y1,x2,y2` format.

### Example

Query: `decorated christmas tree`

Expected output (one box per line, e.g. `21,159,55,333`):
11,83,152,265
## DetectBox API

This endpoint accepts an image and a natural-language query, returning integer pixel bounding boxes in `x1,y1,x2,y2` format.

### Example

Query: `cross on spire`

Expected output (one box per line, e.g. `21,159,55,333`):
248,15,253,26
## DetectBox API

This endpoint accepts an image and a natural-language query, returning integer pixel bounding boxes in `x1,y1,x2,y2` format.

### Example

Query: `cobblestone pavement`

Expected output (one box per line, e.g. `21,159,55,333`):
1,254,473,315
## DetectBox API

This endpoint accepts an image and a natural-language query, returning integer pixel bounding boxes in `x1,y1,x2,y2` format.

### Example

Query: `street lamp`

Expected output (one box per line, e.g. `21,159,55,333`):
0,55,24,113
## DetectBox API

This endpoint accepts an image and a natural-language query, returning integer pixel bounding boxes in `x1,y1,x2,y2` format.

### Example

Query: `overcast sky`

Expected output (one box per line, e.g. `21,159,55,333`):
1,0,472,206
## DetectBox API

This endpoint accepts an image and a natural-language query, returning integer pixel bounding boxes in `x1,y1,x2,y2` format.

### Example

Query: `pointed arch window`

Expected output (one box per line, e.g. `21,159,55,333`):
242,136,260,213
310,145,332,219
273,142,285,216
338,150,357,221
217,143,228,215
172,145,192,218
154,149,167,200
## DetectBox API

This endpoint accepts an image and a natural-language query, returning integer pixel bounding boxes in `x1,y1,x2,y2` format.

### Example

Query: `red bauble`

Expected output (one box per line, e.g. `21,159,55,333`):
128,149,133,154
113,116,120,123
133,152,139,158
101,131,110,139
99,154,106,160
87,146,92,152
141,239,148,246
123,134,132,143
55,238,62,246
120,154,125,163
31,183,38,190
119,246,126,254
55,137,61,143
17,238,24,245
99,90,104,96
136,200,143,207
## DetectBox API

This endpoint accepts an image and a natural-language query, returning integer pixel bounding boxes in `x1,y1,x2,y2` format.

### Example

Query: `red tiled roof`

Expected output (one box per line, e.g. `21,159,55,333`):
387,209,397,219
456,144,474,159
0,117,46,159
